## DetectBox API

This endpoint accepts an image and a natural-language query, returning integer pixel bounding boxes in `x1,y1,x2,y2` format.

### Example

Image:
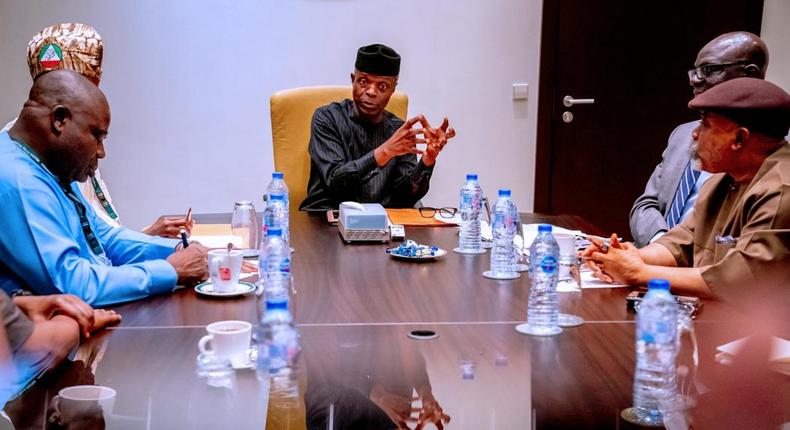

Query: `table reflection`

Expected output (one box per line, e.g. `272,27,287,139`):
4,359,104,430
269,324,530,430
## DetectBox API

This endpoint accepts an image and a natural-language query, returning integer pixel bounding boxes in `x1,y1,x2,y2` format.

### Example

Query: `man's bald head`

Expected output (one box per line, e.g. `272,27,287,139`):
11,69,110,184
690,31,769,96
28,69,108,116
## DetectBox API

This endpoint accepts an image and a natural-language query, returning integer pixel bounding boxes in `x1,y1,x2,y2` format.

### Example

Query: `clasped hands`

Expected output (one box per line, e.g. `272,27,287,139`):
579,233,647,285
374,114,456,167
13,294,121,338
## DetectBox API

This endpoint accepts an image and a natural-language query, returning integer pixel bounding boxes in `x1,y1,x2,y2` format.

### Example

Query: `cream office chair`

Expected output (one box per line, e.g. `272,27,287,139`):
270,86,408,208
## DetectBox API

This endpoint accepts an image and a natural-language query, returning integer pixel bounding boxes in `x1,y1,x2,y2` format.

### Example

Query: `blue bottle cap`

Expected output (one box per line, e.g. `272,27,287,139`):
538,224,552,233
647,279,670,291
268,228,283,237
269,193,284,201
466,174,478,181
265,299,289,311
498,189,511,197
273,172,284,179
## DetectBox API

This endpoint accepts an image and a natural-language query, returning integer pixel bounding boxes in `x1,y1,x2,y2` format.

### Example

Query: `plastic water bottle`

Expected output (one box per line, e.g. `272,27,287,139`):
628,279,679,426
258,227,291,302
523,224,562,336
255,301,300,394
484,189,520,279
256,300,300,401
267,172,289,211
455,174,485,254
263,192,289,245
262,303,299,374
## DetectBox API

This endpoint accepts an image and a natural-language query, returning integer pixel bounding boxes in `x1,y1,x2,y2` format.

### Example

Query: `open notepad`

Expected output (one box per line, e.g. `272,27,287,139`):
715,336,790,376
190,235,243,249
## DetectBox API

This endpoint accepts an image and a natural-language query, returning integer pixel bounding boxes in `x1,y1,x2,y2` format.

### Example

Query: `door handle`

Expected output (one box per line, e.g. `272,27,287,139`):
563,95,595,107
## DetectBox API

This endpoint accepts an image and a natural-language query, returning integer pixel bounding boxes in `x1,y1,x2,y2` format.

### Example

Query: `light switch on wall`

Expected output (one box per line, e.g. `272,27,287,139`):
512,83,528,100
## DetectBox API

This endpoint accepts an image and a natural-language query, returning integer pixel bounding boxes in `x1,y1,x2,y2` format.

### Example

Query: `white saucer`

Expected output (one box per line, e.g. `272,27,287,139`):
194,281,256,298
241,249,259,258
231,356,255,370
483,270,520,280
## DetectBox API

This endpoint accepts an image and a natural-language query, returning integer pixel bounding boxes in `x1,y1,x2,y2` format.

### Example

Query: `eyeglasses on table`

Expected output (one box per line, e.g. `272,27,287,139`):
419,207,458,218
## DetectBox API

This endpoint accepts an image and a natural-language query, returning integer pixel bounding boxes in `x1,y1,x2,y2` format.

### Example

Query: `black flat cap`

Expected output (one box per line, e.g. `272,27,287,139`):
355,44,400,77
689,77,790,138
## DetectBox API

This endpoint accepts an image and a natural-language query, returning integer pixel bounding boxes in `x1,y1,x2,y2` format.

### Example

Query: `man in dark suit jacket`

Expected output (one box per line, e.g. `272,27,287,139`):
630,32,769,247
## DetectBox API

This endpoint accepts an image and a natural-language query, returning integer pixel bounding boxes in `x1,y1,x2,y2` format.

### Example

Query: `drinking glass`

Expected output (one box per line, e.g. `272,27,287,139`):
231,201,259,257
557,239,584,327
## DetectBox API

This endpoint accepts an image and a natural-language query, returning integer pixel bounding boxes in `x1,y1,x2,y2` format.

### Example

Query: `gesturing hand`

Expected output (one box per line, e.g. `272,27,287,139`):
421,117,456,166
166,244,209,286
374,115,431,166
142,215,194,238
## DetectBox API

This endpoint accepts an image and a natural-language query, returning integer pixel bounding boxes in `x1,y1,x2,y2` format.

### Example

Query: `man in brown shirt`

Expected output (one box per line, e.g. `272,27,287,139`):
585,77,790,301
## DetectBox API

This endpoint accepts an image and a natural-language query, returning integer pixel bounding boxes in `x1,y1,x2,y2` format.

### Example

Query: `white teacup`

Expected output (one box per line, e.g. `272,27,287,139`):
207,249,243,293
198,320,252,366
554,233,575,280
53,385,117,423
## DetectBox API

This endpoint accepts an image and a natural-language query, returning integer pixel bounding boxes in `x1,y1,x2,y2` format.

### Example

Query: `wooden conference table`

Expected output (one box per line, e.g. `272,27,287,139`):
2,211,762,429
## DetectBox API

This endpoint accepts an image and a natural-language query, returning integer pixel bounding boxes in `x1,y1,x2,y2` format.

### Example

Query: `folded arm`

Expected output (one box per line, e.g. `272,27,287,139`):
0,184,177,306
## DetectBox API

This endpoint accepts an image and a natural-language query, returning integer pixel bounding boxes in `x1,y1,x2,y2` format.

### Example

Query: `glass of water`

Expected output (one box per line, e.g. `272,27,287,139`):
231,201,259,257
555,234,585,327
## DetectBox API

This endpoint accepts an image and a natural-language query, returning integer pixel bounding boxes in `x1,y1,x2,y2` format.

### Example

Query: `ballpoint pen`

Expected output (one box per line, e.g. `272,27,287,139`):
180,228,189,249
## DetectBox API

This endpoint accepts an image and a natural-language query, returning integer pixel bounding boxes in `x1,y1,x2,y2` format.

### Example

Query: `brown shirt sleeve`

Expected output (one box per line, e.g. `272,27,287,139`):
700,180,790,299
655,212,696,268
1,290,34,353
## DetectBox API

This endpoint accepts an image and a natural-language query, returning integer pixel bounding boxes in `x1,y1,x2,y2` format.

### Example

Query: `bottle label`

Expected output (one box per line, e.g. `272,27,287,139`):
539,255,558,274
461,194,472,208
279,257,291,273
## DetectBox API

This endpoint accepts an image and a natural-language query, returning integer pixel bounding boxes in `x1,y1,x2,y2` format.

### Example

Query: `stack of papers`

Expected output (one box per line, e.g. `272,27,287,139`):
557,271,629,291
715,336,790,375
521,224,585,249
190,235,243,249
480,223,584,245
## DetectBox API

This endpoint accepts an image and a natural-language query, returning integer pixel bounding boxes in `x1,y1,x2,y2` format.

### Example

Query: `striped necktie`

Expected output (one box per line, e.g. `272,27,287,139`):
666,160,701,228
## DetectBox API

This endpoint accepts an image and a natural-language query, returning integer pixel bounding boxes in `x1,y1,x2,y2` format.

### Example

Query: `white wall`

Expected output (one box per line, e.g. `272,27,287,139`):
0,0,542,229
761,0,790,92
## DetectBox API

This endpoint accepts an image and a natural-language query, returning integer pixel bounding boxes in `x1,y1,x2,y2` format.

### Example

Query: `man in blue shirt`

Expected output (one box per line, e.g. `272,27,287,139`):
0,70,208,306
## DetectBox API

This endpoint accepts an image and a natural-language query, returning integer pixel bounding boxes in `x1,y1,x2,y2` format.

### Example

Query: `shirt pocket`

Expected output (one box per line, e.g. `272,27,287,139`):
713,241,736,262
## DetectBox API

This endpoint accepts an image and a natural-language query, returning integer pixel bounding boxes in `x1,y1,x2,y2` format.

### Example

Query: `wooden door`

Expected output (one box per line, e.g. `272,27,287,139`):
535,0,764,237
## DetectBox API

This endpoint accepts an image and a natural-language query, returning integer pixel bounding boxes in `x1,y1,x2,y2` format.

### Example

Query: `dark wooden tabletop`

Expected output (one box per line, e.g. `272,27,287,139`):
4,211,776,430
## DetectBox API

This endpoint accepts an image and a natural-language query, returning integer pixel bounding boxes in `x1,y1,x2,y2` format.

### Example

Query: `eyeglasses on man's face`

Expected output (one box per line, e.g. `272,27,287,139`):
419,207,458,218
687,61,753,80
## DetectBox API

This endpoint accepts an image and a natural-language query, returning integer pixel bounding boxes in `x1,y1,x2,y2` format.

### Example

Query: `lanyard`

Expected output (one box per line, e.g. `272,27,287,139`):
10,138,108,259
91,176,119,222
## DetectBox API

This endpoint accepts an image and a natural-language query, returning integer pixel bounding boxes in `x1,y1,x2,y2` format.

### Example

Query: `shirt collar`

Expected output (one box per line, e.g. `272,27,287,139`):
348,99,386,126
